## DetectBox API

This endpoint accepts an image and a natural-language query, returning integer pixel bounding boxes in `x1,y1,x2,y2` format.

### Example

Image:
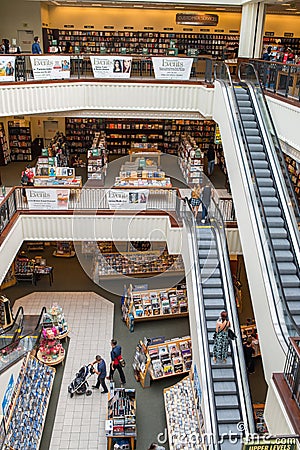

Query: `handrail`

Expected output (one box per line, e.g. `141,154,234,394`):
238,62,300,221
209,197,255,434
35,306,47,330
214,62,299,347
182,197,219,448
0,306,24,337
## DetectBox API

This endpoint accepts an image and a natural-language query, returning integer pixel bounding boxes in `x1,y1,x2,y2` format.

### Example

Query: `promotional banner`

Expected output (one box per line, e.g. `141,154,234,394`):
0,56,16,82
2,374,14,416
152,57,193,81
107,189,149,210
27,189,70,210
90,56,132,79
30,56,71,81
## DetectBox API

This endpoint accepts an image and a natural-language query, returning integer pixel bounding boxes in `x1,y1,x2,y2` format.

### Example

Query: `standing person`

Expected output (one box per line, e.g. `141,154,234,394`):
108,339,126,386
200,184,211,223
222,42,232,60
243,338,255,374
1,39,10,54
213,311,230,363
32,36,42,54
91,355,108,393
189,184,201,218
262,46,272,61
207,145,215,176
21,165,34,200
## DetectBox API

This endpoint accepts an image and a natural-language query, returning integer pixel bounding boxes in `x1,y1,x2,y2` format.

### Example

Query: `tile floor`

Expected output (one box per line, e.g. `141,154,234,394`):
13,291,114,450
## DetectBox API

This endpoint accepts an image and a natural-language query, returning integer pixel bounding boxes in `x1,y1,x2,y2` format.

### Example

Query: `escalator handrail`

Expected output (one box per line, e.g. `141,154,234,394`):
35,306,47,330
238,62,300,222
209,198,256,434
0,305,24,336
214,62,300,344
183,197,220,449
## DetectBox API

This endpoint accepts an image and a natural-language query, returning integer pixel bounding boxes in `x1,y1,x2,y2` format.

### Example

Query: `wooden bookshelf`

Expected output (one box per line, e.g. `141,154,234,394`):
8,120,32,162
0,122,10,166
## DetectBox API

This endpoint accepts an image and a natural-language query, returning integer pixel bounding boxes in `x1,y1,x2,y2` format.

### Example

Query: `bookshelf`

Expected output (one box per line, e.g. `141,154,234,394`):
65,118,104,153
122,283,188,331
178,134,204,185
87,131,108,180
132,339,151,388
44,28,239,59
284,154,300,202
8,120,32,162
53,241,75,258
0,122,10,165
263,36,300,59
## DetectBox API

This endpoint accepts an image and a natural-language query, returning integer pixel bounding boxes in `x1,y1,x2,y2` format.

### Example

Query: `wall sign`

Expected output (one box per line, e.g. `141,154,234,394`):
284,32,294,37
243,438,296,450
229,29,239,33
164,28,174,31
144,27,154,30
27,189,70,210
215,29,224,32
183,28,193,31
107,189,149,210
63,25,74,28
124,27,134,30
84,25,94,29
265,31,275,36
176,13,218,26
104,26,114,29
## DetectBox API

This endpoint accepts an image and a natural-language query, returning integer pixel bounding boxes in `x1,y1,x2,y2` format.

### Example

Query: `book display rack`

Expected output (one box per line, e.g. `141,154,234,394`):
15,257,35,284
87,131,108,180
164,375,203,449
263,36,300,59
0,122,10,166
133,336,192,387
65,118,104,153
284,153,300,202
178,135,204,185
3,353,55,450
93,250,184,280
122,283,188,331
8,120,32,162
106,386,136,450
44,28,239,59
115,159,172,187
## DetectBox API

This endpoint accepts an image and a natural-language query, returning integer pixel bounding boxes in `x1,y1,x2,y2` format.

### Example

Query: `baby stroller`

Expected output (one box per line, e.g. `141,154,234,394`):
68,364,94,398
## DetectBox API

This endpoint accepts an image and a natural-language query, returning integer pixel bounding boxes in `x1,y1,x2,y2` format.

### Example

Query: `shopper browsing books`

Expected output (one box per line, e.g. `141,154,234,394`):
91,355,108,393
108,339,126,386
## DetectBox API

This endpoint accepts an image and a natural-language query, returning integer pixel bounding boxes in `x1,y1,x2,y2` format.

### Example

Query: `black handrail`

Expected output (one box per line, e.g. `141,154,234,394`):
0,306,24,337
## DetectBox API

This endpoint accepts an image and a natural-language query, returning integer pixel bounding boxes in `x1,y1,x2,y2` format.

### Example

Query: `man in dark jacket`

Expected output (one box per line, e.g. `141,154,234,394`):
201,185,211,223
108,339,126,386
91,355,108,393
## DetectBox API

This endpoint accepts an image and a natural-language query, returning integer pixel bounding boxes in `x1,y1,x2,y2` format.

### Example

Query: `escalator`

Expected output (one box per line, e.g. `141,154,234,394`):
214,63,300,346
0,306,46,374
183,197,255,448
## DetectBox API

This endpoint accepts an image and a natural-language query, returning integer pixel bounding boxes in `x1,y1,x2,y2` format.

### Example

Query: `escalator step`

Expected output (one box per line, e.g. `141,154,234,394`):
198,241,217,250
261,197,279,207
203,288,224,298
242,121,257,128
212,368,235,380
247,136,263,145
204,297,225,308
205,308,223,319
250,151,266,160
202,278,223,288
281,275,300,288
241,114,255,121
275,250,294,262
264,206,282,217
278,262,297,274
199,258,219,268
284,288,300,301
266,216,284,227
248,143,264,152
217,409,241,422
287,303,300,314
238,100,251,107
253,160,268,169
198,249,219,259
269,228,287,239
239,107,253,114
272,239,291,250
257,178,273,187
201,267,221,279
215,395,239,408
214,381,237,394
244,128,260,137
254,169,271,178
259,187,276,197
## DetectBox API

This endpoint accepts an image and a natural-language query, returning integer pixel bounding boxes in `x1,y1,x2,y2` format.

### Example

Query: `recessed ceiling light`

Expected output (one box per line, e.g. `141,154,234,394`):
286,7,297,9
133,4,144,7
281,3,291,5
216,7,226,10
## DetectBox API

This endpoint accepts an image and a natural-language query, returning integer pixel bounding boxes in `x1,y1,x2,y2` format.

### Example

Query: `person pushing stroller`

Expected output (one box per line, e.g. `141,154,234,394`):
91,355,108,393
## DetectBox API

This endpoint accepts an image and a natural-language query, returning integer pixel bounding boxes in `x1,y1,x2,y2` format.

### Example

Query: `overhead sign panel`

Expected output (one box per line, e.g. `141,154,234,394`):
176,13,218,26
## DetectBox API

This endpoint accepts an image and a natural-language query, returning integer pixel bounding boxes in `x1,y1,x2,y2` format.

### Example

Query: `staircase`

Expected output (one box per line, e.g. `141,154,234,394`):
197,224,243,447
234,84,300,330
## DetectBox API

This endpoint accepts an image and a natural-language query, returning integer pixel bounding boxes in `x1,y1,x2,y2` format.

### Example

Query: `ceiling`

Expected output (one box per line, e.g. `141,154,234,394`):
38,0,300,15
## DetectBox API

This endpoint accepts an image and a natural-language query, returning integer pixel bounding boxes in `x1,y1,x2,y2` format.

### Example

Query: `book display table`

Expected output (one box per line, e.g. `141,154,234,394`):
105,386,136,450
129,148,162,165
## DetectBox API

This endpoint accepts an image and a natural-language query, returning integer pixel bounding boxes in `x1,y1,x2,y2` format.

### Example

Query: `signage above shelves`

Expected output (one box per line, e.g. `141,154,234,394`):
176,13,219,26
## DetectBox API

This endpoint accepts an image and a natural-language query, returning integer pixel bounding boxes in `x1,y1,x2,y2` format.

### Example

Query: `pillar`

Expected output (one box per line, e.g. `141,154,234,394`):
238,1,266,58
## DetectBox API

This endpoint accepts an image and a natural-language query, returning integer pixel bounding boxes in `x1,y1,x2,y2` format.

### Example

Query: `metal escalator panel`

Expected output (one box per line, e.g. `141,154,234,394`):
234,83,300,333
197,225,243,443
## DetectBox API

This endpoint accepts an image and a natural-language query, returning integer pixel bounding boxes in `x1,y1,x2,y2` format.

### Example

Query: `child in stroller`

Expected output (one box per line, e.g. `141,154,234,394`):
68,364,94,398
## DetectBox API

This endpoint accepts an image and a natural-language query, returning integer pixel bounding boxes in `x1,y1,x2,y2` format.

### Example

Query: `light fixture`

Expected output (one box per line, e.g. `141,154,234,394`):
133,4,144,7
286,7,297,9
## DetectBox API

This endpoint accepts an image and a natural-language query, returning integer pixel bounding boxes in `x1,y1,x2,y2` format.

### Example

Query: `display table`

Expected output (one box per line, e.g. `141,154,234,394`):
276,69,300,97
34,266,54,286
34,176,82,187
37,349,65,366
129,148,162,165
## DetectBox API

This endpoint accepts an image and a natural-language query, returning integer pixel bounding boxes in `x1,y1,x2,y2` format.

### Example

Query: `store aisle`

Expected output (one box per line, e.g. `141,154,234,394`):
12,292,114,450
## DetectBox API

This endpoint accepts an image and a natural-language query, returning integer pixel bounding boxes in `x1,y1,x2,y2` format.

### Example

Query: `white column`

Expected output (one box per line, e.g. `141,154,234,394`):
239,1,266,58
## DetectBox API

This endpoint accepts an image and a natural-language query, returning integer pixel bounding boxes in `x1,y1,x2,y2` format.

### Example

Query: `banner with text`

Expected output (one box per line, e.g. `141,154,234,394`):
0,56,16,82
30,56,71,81
90,56,132,78
107,189,149,210
152,57,193,81
27,189,70,210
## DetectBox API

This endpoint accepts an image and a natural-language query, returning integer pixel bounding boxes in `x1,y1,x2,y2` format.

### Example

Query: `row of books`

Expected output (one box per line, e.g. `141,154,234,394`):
132,288,188,317
149,339,192,379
